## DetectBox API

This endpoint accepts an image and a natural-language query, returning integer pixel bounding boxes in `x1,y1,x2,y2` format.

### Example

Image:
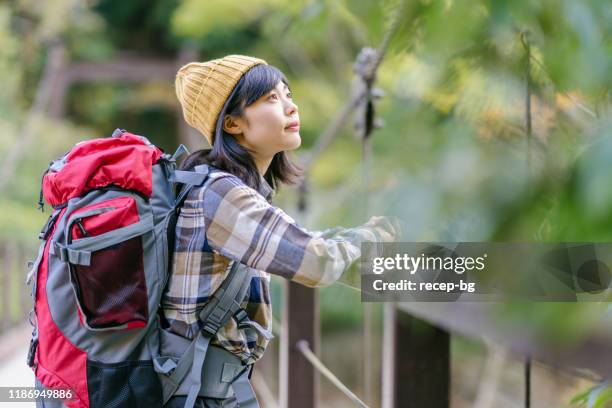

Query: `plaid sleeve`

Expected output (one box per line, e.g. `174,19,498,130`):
202,175,400,288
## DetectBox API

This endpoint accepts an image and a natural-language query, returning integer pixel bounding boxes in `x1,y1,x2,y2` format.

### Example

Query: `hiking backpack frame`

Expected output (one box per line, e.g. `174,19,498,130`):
26,129,264,408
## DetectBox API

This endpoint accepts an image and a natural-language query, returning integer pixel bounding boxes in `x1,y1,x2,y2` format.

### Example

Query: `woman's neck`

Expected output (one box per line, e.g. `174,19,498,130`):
254,155,273,177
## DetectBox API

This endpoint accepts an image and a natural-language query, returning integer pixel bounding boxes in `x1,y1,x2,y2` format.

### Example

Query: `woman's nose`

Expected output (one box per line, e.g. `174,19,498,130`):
285,100,298,116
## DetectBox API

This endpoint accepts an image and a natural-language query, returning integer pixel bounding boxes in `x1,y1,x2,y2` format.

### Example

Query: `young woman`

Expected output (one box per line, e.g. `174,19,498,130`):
164,54,402,407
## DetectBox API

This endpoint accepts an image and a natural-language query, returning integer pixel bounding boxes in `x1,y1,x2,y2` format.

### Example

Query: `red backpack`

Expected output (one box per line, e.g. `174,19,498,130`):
26,129,260,408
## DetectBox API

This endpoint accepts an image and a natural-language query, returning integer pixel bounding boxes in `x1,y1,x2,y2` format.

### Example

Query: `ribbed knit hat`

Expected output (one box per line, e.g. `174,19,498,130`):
175,54,267,146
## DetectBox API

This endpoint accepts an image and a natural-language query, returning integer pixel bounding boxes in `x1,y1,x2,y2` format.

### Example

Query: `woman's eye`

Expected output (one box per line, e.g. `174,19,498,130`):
287,92,293,99
268,93,278,100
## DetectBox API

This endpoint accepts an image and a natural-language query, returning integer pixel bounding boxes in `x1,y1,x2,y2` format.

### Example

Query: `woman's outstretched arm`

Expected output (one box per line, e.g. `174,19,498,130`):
189,175,402,288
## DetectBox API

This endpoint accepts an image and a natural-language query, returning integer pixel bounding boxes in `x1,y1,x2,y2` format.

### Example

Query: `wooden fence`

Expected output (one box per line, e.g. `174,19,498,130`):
0,242,33,334
274,287,611,408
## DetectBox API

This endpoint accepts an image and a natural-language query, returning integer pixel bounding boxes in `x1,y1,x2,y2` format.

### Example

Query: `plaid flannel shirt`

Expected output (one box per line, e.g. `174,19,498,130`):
161,168,399,365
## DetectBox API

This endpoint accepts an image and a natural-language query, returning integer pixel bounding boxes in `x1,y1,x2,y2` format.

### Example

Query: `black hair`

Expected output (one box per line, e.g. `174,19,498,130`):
179,63,303,195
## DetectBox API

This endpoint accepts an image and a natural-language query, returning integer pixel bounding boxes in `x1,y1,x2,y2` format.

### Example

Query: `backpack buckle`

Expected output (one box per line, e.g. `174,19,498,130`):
153,356,178,376
111,128,126,138
233,309,274,340
39,212,57,240
202,322,218,337
171,144,189,161
27,337,38,368
234,309,249,326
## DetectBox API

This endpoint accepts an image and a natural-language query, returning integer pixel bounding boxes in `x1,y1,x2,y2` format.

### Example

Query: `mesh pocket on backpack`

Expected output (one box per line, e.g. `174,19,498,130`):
87,359,162,407
67,196,150,330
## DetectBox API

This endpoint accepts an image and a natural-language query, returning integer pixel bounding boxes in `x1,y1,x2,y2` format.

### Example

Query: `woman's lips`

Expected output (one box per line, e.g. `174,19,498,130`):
285,125,300,132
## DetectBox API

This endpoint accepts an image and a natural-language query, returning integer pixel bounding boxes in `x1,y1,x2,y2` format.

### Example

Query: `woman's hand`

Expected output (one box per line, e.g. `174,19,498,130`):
363,215,404,242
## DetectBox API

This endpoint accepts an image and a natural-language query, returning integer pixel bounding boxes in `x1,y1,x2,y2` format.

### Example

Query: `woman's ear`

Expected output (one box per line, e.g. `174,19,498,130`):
222,114,243,136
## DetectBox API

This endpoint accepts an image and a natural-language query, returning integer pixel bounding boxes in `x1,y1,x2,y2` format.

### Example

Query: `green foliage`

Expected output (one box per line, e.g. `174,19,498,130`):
172,0,283,39
0,116,92,243
0,4,23,120
491,302,610,346
93,0,181,54
571,382,612,408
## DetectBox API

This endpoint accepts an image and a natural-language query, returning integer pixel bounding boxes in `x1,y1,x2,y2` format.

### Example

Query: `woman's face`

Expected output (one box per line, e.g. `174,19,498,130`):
224,81,301,159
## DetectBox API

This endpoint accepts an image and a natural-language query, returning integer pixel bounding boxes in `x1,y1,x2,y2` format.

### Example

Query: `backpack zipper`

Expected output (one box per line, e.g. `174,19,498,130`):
75,220,89,237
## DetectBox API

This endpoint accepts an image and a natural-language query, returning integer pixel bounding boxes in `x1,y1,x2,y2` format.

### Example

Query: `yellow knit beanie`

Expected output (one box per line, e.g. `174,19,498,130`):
175,54,267,146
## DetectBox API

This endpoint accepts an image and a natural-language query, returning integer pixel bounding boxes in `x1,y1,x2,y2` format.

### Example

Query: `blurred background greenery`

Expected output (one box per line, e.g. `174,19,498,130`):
0,0,611,406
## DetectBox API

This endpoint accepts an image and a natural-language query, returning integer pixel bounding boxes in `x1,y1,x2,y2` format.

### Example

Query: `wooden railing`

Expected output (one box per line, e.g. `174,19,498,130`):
269,284,611,408
0,242,33,334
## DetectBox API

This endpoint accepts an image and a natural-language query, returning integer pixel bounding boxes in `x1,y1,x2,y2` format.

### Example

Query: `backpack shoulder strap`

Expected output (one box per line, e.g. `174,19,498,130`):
172,164,233,209
159,260,257,407
198,259,251,337
172,170,208,187
172,164,212,208
172,163,215,185
184,259,253,407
